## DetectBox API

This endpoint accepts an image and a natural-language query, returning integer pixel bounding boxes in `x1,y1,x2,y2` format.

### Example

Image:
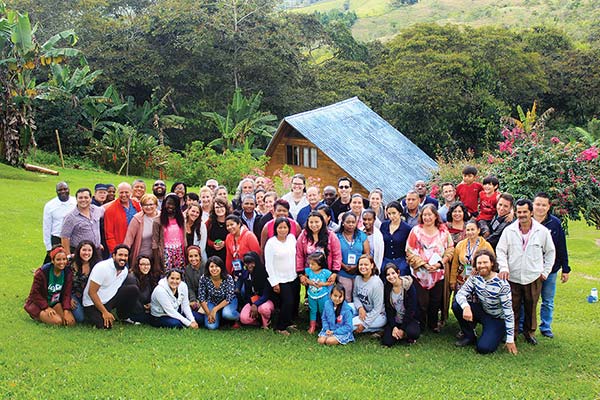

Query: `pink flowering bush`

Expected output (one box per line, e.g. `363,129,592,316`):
488,127,600,229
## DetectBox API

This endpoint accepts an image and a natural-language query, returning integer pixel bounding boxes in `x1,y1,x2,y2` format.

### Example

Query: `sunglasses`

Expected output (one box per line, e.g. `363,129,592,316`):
338,185,350,189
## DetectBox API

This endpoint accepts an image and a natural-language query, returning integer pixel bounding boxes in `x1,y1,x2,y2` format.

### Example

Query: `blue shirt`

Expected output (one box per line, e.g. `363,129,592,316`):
380,220,411,260
305,268,332,299
337,230,367,279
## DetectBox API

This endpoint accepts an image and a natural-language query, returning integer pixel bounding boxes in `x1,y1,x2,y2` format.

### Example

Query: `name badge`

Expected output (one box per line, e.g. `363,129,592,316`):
464,264,472,276
347,254,357,265
232,259,242,271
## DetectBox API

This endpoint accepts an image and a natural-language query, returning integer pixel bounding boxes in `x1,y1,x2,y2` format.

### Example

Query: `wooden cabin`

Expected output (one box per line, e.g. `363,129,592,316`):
264,97,437,203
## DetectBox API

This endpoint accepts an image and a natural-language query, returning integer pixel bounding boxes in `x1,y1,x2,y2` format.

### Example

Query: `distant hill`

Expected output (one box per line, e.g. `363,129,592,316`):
290,0,600,42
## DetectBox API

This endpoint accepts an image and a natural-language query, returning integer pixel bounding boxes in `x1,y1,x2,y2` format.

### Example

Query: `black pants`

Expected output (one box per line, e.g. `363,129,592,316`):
274,278,300,331
43,235,62,264
415,279,444,331
84,284,140,329
381,319,421,347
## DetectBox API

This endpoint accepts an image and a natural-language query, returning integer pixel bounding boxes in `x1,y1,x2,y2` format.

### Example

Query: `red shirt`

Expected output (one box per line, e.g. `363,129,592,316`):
456,182,483,215
477,191,500,221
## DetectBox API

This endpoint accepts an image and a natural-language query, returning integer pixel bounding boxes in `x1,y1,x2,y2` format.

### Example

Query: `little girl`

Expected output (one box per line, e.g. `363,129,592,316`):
352,254,386,334
305,252,333,334
317,284,354,345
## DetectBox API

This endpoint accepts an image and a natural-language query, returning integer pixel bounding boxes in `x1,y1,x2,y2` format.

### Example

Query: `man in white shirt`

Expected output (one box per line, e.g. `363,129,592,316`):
83,244,140,329
497,198,555,345
42,182,76,263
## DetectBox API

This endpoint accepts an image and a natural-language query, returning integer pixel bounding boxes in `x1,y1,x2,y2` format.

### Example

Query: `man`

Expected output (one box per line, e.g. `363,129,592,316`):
61,188,104,253
106,184,116,203
82,244,140,329
322,185,337,207
402,190,420,227
103,182,141,254
497,199,555,345
483,193,514,250
331,177,368,221
131,179,146,202
237,193,260,233
533,192,570,338
91,183,108,206
152,180,167,209
402,180,438,211
437,182,457,223
205,179,219,193
296,186,322,228
42,182,76,263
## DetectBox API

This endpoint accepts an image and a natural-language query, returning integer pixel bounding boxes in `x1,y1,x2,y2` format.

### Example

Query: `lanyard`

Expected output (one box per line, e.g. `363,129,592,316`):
466,238,479,263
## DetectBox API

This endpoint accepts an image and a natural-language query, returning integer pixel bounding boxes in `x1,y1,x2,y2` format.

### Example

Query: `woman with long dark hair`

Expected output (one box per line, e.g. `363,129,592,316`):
198,256,239,329
184,201,207,265
152,193,186,274
336,211,370,302
381,263,420,346
127,255,158,324
205,197,231,263
70,240,100,323
238,252,274,329
296,211,341,282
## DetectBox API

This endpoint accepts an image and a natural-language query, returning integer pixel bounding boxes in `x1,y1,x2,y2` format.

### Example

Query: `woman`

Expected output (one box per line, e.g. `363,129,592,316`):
255,189,268,216
232,178,255,211
150,268,200,329
70,240,100,323
265,217,299,336
352,255,386,334
453,250,517,354
316,203,339,232
128,255,158,324
281,173,308,219
238,252,274,329
336,212,370,302
446,201,469,246
215,185,229,202
198,256,240,329
171,181,187,211
369,188,386,222
124,193,160,270
296,211,342,282
184,245,204,311
198,186,213,223
152,193,187,274
380,201,412,277
363,209,384,271
24,246,75,326
381,263,420,347
254,191,277,239
406,204,454,333
224,215,261,275
184,201,207,266
346,194,366,230
450,220,494,293
205,197,231,263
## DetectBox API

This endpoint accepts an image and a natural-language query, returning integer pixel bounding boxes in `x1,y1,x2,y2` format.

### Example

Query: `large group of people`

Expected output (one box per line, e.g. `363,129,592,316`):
27,166,570,354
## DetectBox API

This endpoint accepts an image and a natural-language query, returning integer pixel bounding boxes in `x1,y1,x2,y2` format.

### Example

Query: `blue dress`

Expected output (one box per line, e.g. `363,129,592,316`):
318,300,355,345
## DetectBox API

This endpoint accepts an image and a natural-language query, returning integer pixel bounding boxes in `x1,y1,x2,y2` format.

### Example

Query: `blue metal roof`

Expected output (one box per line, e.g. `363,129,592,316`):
269,97,438,203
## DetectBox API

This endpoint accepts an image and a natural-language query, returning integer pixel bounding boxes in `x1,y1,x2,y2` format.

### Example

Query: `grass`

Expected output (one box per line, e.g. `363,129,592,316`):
293,0,600,42
1,163,600,398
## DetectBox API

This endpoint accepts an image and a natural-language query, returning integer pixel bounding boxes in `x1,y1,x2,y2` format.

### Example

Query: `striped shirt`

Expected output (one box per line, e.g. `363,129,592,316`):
455,274,515,343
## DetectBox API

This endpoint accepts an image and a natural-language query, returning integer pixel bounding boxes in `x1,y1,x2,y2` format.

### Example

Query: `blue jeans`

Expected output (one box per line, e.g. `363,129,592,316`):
540,272,558,333
71,296,85,323
152,310,202,329
381,257,409,278
452,300,506,354
203,298,240,330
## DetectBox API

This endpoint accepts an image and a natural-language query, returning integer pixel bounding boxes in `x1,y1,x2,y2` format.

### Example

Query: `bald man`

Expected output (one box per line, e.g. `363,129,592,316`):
43,182,76,262
103,182,140,253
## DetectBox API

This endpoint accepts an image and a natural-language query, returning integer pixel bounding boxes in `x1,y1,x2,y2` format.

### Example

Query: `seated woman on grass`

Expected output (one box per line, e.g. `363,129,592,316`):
198,256,240,329
150,268,200,329
381,264,420,347
24,246,76,326
127,255,158,324
452,249,517,355
70,240,100,323
352,254,386,335
238,252,274,329
318,284,354,346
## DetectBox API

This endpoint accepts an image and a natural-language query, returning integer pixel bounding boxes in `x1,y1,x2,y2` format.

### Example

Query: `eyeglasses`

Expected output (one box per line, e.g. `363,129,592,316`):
153,183,166,187
338,185,350,189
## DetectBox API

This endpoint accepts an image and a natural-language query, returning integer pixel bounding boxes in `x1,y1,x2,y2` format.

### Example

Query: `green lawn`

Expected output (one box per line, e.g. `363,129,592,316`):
1,163,599,398
293,0,600,42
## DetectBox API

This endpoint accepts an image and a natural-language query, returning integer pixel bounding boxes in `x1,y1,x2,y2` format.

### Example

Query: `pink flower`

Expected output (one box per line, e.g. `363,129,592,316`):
551,136,561,144
578,146,599,162
487,155,495,164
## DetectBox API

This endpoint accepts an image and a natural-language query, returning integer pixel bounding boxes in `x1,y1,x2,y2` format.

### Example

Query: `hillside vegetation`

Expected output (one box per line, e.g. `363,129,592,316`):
294,0,600,41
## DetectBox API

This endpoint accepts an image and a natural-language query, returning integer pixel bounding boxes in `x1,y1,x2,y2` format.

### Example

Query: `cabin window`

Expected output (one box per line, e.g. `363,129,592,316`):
286,145,300,166
287,145,317,168
303,147,318,168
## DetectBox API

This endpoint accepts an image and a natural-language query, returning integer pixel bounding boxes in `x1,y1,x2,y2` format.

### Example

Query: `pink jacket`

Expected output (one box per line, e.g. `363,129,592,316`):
295,230,342,274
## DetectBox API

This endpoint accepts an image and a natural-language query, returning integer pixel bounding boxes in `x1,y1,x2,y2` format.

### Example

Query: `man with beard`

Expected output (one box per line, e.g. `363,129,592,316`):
82,244,140,329
152,180,167,210
42,182,76,263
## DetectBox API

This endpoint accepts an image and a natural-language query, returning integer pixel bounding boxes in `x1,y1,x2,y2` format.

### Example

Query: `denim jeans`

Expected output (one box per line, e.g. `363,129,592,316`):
539,272,558,333
203,298,240,330
348,303,386,333
71,296,85,323
452,300,506,354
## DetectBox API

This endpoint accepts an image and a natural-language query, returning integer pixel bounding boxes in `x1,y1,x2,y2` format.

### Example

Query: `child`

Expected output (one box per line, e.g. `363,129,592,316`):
456,166,484,216
305,252,333,334
477,175,500,223
352,255,386,334
317,284,355,346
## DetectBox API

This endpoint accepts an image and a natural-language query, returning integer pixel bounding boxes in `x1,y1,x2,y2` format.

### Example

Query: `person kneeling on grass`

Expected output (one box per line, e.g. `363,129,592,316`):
351,255,386,335
381,264,420,347
318,284,354,346
82,244,140,329
452,249,517,355
24,246,76,326
238,252,274,329
198,256,240,330
150,268,200,329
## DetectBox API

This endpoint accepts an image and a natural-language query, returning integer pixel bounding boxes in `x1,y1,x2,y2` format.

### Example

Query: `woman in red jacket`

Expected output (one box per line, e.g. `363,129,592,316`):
24,246,75,326
224,215,261,275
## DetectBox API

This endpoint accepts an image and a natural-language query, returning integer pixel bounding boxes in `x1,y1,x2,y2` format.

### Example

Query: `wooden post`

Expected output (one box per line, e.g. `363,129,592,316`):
55,129,65,168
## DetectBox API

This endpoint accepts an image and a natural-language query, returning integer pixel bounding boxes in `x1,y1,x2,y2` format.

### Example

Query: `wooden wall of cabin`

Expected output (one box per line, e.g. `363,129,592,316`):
264,136,369,198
